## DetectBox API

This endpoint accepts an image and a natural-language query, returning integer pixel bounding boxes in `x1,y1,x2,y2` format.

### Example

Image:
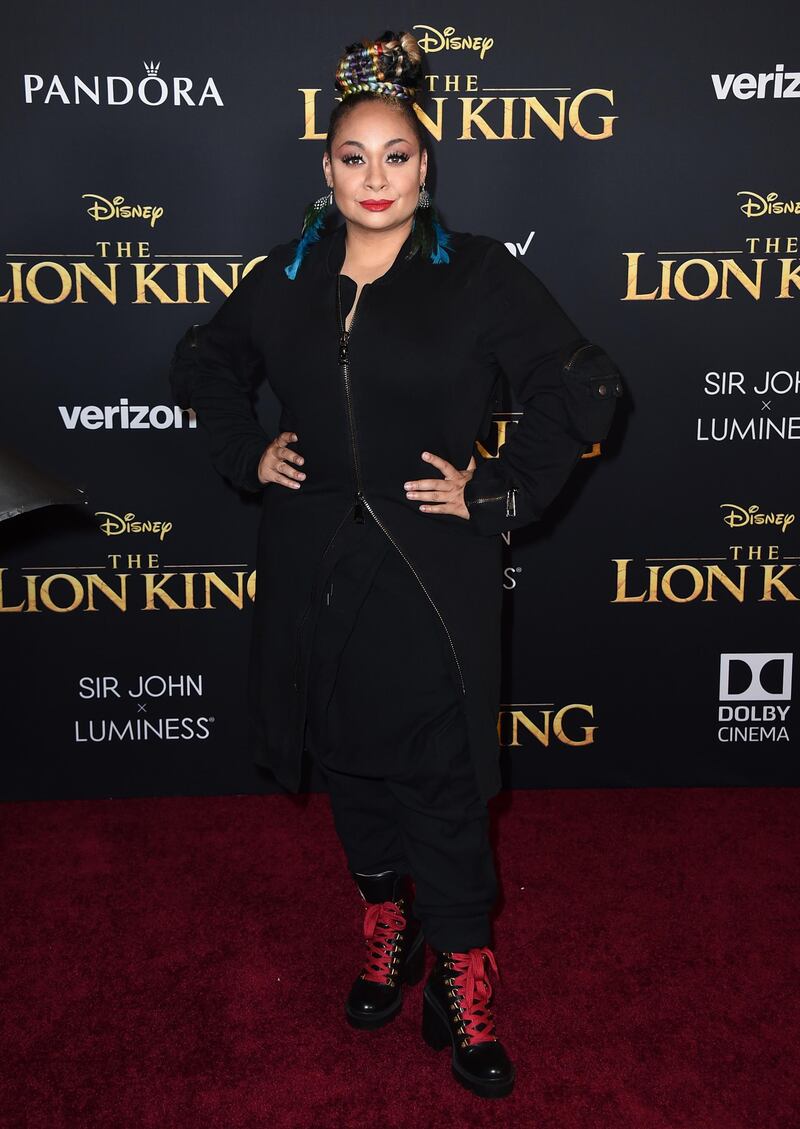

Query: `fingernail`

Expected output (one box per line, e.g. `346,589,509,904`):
404,482,412,489
421,451,429,459
297,457,304,464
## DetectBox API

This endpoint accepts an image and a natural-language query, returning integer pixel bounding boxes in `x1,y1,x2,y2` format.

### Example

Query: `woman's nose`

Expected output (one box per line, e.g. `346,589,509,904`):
365,169,388,191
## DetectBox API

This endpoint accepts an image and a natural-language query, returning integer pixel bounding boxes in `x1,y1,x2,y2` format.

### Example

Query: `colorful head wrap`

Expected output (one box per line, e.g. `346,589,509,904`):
334,35,419,102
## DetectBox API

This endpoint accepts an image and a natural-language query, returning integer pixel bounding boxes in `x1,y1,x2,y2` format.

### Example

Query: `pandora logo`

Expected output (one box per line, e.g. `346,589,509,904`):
23,60,224,107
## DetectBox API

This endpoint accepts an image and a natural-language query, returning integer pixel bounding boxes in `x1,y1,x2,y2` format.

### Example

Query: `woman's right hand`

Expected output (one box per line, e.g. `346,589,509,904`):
257,431,306,488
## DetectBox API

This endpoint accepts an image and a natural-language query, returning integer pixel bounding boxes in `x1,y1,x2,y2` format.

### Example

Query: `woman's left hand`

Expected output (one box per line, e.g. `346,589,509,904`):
404,452,477,520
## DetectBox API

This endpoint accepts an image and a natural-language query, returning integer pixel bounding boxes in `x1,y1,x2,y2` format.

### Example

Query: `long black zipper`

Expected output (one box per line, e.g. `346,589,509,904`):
357,492,466,694
337,278,367,523
289,283,369,700
336,275,466,696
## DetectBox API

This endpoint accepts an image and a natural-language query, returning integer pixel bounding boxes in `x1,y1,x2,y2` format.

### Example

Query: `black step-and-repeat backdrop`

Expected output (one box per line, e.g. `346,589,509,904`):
2,2,797,800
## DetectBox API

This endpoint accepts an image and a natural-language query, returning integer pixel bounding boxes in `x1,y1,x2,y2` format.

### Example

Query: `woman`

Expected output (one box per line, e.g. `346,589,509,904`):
170,29,623,1100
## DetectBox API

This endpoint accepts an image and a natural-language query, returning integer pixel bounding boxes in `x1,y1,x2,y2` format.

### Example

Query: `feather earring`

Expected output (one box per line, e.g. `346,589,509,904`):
430,213,452,264
412,183,452,265
284,188,333,280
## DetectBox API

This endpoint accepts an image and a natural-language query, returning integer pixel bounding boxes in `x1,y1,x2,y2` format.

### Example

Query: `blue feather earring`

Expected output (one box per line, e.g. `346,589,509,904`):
284,187,333,280
431,219,452,264
413,181,452,265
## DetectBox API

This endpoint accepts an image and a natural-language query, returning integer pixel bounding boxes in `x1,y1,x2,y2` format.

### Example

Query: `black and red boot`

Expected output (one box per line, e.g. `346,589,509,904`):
422,945,515,1097
345,869,425,1029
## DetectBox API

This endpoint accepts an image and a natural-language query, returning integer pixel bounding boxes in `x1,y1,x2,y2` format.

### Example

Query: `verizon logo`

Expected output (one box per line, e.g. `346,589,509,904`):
711,63,800,100
59,399,197,430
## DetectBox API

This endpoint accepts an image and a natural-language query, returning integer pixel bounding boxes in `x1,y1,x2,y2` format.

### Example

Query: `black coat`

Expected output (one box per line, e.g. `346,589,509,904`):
169,221,623,802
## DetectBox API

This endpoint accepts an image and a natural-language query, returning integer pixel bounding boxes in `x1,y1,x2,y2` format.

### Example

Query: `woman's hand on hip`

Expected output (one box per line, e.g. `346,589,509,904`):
257,431,306,488
404,452,476,519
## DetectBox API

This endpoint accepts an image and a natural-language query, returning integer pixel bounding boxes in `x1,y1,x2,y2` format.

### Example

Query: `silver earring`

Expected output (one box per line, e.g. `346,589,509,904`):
417,182,430,208
313,186,333,211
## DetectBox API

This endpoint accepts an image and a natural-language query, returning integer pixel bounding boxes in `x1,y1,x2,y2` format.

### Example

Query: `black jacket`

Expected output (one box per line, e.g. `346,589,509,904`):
169,220,623,801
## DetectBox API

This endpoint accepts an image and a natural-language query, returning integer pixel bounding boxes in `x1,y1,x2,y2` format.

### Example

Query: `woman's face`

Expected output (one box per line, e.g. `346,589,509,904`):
323,100,428,237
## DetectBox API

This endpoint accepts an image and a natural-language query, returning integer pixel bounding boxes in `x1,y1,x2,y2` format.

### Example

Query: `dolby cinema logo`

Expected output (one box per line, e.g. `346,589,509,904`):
717,652,792,743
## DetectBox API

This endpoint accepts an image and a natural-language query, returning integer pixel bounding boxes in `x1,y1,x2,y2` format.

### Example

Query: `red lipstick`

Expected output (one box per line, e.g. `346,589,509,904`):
360,200,394,211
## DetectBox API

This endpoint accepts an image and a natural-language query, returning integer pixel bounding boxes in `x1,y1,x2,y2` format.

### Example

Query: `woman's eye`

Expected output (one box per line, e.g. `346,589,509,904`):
341,151,410,165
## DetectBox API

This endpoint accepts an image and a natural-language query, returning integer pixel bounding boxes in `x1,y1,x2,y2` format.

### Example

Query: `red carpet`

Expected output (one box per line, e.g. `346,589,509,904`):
1,787,797,1129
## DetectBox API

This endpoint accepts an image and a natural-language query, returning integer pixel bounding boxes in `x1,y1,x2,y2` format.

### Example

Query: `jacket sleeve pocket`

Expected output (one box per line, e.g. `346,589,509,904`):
168,259,272,494
560,342,624,445
463,240,624,537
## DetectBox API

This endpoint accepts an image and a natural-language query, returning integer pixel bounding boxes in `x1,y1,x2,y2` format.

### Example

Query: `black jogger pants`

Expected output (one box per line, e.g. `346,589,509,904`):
303,512,498,952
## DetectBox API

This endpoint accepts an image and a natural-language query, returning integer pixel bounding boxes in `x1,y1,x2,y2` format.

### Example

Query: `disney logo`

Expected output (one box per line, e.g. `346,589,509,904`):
83,194,165,228
412,24,494,59
737,190,800,218
720,503,795,534
96,511,174,541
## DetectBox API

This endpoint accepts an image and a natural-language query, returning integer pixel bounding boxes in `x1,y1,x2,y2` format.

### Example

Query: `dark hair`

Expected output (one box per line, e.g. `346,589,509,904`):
325,89,429,163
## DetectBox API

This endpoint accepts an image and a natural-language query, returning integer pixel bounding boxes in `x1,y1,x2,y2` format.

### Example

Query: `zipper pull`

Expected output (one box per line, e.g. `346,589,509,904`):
353,492,365,523
338,331,350,365
563,342,594,373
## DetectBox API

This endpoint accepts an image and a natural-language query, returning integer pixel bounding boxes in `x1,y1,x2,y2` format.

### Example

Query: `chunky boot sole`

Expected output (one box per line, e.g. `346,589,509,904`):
345,929,426,1030
421,985,515,1098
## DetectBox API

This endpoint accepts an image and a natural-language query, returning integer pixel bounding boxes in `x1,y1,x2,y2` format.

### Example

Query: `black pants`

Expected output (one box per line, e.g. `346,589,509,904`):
304,513,498,951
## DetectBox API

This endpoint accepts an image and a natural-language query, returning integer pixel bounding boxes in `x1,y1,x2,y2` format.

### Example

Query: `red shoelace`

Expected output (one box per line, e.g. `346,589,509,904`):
361,900,407,984
447,946,500,1044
